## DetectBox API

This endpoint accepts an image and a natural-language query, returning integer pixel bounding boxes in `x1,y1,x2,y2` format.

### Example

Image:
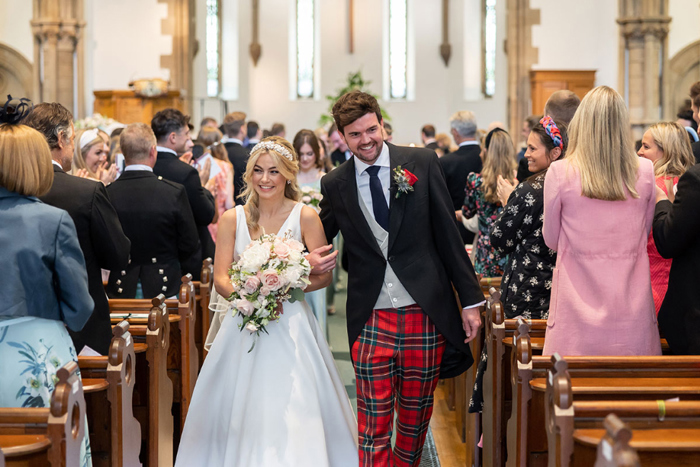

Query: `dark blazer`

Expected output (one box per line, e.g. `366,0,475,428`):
40,166,130,354
425,141,439,151
653,164,700,354
154,151,216,279
439,143,482,243
0,187,93,332
106,170,200,299
516,157,534,184
319,143,484,359
224,142,250,205
331,149,351,168
692,141,700,164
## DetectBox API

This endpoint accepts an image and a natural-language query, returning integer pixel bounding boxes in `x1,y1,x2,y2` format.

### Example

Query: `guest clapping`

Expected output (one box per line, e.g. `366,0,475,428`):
491,117,567,320
460,128,515,277
197,127,235,243
73,128,118,184
542,86,661,356
637,122,695,314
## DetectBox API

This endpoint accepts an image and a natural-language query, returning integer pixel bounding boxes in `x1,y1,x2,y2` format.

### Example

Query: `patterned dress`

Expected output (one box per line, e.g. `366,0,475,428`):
462,173,508,277
490,171,556,319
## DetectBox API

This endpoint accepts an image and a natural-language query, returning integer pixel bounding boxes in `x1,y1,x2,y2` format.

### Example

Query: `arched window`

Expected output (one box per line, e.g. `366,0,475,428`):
482,0,497,97
294,0,317,99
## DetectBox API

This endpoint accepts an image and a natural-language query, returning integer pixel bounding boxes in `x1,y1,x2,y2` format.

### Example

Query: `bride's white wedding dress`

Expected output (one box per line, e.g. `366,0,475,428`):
175,203,358,467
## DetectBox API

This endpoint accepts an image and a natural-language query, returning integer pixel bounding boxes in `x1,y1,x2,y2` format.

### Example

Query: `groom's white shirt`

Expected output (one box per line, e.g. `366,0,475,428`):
354,142,484,311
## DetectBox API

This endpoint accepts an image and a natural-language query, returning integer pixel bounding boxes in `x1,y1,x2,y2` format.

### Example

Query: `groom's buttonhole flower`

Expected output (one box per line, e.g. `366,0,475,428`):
393,166,418,198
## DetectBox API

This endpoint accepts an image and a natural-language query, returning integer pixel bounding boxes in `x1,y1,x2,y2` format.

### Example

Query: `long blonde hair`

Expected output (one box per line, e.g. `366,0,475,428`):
240,136,301,230
646,122,695,178
198,127,228,162
567,86,639,201
481,130,516,203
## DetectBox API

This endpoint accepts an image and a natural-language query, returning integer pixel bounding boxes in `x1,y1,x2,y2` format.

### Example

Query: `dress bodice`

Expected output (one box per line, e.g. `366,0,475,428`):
233,203,304,260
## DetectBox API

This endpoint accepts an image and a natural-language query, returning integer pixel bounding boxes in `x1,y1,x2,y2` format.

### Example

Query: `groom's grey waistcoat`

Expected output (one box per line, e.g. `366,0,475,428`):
356,186,415,309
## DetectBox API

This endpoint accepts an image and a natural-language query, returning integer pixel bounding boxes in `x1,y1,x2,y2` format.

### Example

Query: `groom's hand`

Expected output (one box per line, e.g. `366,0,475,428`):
305,244,338,275
461,306,482,343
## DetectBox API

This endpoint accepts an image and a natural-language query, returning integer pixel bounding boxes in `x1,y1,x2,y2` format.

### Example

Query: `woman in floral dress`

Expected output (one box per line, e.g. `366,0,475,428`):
461,128,517,277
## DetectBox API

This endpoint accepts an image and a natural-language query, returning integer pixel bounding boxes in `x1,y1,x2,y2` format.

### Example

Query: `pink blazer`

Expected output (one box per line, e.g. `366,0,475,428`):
542,158,661,356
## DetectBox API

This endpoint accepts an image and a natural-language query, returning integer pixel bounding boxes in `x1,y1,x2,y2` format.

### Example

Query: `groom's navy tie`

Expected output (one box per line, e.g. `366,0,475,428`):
366,165,389,231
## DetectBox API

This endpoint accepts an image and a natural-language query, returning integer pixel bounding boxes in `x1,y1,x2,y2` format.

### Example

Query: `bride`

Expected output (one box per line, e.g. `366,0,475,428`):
175,137,358,466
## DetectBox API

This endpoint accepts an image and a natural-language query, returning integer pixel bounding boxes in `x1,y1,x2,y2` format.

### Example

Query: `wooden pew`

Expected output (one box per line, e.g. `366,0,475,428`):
192,258,213,365
109,277,198,441
0,362,86,466
593,415,640,467
482,289,547,467
78,321,142,467
546,355,700,466
506,321,700,467
111,295,173,467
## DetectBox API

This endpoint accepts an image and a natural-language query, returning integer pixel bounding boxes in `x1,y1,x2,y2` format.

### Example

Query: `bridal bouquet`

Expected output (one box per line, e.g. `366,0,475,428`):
300,185,322,212
228,231,311,351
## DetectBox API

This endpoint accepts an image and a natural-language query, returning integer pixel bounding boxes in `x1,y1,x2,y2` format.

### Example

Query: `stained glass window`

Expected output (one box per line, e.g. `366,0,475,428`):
389,0,408,99
206,0,221,97
296,0,315,98
483,0,497,97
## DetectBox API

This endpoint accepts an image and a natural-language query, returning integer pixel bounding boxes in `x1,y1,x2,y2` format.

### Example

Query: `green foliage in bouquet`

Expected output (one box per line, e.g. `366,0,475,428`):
318,70,391,127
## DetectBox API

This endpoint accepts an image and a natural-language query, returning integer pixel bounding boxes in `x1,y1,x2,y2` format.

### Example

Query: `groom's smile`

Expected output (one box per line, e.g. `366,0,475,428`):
341,113,384,165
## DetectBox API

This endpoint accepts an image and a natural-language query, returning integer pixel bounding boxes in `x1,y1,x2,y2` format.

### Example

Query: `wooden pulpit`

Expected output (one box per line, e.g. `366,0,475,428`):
93,90,185,124
530,70,596,115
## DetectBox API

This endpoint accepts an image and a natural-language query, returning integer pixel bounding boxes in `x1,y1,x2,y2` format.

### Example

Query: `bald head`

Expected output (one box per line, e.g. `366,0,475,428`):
544,90,581,125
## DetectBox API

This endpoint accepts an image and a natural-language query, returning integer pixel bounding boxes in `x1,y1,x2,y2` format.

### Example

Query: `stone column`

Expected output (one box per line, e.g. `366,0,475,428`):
32,0,85,116
617,0,670,140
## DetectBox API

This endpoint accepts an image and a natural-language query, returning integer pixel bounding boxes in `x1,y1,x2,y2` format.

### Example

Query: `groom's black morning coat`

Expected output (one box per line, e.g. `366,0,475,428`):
319,143,484,358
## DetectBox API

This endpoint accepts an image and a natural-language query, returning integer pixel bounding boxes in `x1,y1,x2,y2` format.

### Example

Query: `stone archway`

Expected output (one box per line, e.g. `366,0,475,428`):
665,40,700,120
0,43,33,101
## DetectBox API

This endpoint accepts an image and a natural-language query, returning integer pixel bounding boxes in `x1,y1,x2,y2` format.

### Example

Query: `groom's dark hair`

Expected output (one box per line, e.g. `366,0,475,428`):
332,91,383,135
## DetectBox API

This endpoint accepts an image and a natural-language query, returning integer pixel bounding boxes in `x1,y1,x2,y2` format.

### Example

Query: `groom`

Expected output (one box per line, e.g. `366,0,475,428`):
317,91,484,466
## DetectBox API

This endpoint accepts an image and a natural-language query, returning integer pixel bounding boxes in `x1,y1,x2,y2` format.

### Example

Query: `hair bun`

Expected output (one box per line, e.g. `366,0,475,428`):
0,95,33,125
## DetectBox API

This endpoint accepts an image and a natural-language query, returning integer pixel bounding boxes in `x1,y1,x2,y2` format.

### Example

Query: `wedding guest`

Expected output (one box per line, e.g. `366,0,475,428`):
677,108,697,132
293,129,328,336
382,121,393,143
110,127,125,175
542,86,660,356
435,132,453,157
24,102,130,356
270,122,286,138
517,115,541,161
107,123,199,299
517,91,580,182
442,110,481,243
637,122,695,314
460,128,516,277
329,123,352,166
653,149,700,355
689,81,700,163
246,120,261,150
198,126,234,242
73,128,118,184
200,116,218,130
0,101,93,466
152,108,216,280
222,111,249,204
468,117,568,414
421,124,438,150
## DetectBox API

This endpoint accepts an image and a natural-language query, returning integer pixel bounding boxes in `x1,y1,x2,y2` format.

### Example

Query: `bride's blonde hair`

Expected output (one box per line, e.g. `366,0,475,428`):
239,136,301,230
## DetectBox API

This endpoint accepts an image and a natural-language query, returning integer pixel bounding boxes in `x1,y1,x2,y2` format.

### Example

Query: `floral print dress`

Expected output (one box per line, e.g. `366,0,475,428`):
462,173,508,277
490,171,556,319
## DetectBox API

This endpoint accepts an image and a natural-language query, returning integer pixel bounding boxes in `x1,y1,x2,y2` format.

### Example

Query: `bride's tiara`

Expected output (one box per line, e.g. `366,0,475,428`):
251,140,294,161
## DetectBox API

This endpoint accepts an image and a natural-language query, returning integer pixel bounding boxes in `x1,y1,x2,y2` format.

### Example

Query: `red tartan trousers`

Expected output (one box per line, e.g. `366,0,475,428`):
351,305,446,467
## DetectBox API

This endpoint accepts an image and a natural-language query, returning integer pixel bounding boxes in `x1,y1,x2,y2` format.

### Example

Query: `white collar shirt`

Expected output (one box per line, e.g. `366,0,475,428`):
156,146,177,156
124,164,153,172
354,142,391,217
51,160,62,169
459,140,479,147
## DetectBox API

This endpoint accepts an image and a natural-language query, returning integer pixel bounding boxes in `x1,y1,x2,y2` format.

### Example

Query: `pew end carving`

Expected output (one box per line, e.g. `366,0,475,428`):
595,414,639,467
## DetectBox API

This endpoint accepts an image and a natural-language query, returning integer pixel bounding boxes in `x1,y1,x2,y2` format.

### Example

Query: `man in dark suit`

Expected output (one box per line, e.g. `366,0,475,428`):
24,102,131,355
106,123,199,299
421,124,439,150
151,108,216,280
246,120,261,150
329,123,353,167
653,163,700,354
440,110,481,244
222,111,249,204
318,91,484,465
690,81,700,163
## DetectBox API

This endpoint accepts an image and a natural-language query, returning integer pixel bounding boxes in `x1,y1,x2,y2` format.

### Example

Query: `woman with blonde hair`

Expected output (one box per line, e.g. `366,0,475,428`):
0,99,93,467
637,122,695,314
197,126,235,242
542,85,661,356
460,128,516,277
73,128,117,184
176,136,358,466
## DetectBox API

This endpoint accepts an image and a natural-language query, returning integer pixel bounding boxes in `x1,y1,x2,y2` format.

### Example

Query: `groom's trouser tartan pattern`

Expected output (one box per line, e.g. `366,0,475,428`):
351,305,446,467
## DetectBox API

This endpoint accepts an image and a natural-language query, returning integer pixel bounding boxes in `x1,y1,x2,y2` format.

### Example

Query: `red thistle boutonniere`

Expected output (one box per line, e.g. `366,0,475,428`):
393,166,418,198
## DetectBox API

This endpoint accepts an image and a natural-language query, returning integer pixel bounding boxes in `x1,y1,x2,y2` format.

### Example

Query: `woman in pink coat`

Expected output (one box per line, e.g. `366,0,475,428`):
542,86,661,356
